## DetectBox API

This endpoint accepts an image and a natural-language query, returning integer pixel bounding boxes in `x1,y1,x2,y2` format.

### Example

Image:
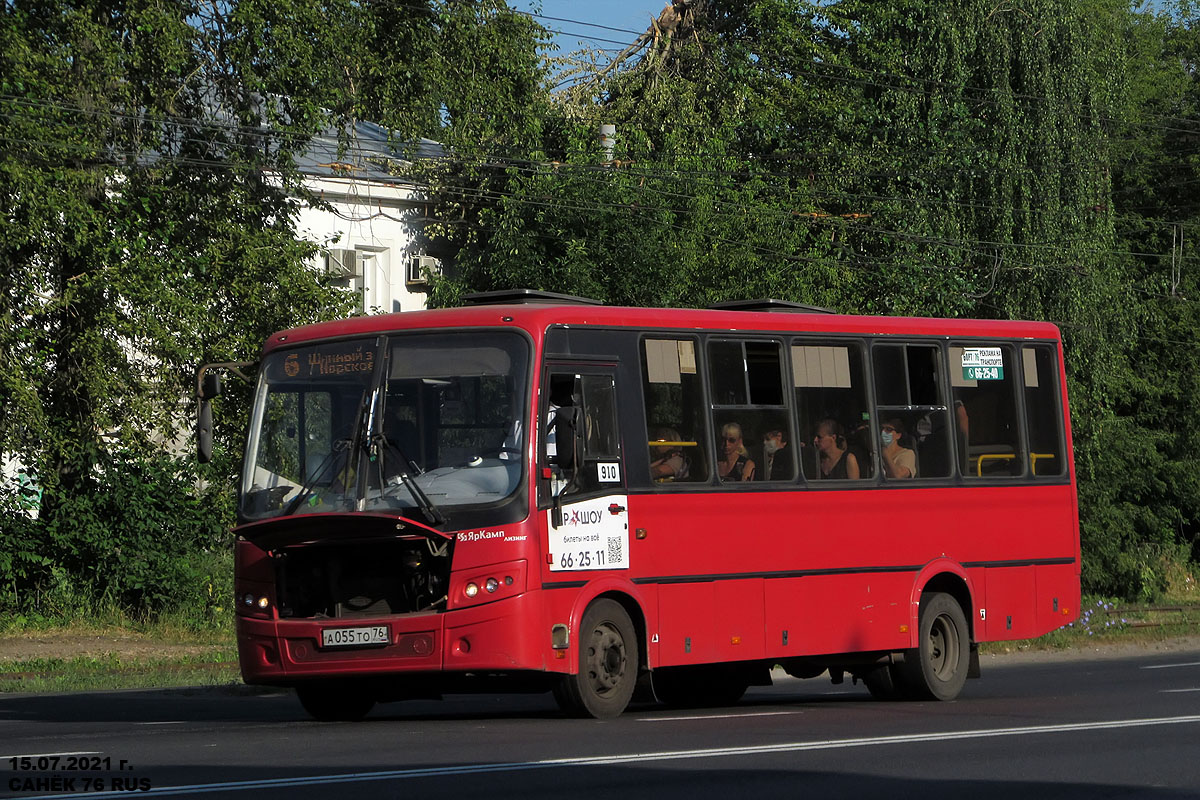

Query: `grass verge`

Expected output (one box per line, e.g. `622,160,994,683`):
0,651,240,694
2,599,1197,694
980,598,1200,654
0,613,237,694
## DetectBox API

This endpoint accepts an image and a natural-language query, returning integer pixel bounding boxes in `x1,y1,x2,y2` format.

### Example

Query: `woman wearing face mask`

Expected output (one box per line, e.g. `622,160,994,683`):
880,417,916,479
759,429,791,481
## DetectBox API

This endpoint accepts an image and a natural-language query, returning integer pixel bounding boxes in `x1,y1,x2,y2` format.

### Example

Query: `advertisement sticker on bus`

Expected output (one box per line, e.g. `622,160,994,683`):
961,347,1004,381
547,494,629,572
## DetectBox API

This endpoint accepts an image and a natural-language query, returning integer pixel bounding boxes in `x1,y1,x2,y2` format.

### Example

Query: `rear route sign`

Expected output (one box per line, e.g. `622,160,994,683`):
962,347,1004,381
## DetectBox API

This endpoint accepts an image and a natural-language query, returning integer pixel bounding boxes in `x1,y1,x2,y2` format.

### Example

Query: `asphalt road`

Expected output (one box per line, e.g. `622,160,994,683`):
1,649,1198,799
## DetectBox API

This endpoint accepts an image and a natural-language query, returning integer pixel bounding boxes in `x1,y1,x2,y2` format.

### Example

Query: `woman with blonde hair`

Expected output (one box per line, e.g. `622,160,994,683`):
718,422,755,481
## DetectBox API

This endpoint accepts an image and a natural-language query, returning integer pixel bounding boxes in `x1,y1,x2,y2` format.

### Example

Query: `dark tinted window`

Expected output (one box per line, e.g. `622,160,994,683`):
1022,345,1066,477
950,344,1022,478
793,341,872,480
642,338,710,483
872,343,952,479
709,339,794,483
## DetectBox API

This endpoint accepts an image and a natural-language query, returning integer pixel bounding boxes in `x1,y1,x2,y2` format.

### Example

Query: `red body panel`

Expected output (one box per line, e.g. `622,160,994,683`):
236,302,1080,686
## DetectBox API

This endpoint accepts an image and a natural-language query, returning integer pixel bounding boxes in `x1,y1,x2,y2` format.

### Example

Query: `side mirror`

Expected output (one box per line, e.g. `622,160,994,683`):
549,406,584,528
193,361,256,464
197,400,213,464
553,406,582,472
201,372,223,400
196,369,222,463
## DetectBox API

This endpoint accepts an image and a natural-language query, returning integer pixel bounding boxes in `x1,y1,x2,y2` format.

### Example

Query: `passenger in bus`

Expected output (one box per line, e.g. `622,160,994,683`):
718,422,756,481
845,419,873,477
880,418,917,479
813,418,860,480
954,399,970,470
760,428,792,481
649,427,687,481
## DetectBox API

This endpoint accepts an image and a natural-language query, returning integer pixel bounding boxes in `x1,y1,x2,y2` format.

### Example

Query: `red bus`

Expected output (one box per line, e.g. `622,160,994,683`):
199,289,1079,720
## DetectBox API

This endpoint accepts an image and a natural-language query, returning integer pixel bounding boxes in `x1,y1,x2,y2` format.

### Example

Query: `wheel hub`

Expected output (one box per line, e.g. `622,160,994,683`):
587,623,626,693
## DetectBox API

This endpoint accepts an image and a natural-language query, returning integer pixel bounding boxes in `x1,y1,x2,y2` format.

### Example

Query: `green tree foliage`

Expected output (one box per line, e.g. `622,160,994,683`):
0,0,546,615
424,0,1199,598
1098,3,1200,595
0,0,354,612
5,0,1198,610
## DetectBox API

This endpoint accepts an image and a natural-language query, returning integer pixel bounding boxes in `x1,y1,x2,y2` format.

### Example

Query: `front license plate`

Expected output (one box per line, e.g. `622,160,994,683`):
321,625,389,649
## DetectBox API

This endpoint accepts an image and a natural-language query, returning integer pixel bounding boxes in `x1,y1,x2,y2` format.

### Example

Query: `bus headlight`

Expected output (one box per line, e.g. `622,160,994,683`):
451,561,527,609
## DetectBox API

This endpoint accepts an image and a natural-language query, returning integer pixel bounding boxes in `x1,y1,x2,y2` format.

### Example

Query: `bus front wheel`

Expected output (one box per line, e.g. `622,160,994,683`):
554,599,638,719
901,592,970,701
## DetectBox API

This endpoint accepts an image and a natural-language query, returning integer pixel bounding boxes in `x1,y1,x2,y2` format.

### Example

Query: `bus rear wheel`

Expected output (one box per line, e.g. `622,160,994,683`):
553,599,639,719
296,682,376,721
901,592,970,701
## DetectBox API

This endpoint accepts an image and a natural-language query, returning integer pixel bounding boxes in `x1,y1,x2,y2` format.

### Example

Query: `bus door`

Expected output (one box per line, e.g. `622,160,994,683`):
540,366,630,575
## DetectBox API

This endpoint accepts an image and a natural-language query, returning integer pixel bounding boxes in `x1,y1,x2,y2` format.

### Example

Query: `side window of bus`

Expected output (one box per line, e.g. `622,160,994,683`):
791,341,872,480
949,344,1023,477
1021,345,1066,477
641,338,710,483
708,339,794,483
872,343,953,479
545,372,623,497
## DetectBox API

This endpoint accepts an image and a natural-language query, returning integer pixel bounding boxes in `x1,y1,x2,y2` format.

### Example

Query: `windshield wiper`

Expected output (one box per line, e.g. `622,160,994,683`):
282,373,378,517
371,432,446,526
280,438,353,517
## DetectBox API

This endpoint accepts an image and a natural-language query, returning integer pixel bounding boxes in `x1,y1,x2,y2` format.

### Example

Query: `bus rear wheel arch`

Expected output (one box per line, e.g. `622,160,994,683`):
553,598,639,718
900,591,971,701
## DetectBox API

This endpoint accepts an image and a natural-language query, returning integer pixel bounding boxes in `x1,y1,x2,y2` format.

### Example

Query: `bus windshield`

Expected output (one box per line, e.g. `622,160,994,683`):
240,331,530,522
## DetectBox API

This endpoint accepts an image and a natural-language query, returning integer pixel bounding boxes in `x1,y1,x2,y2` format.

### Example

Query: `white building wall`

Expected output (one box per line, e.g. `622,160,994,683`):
295,175,433,314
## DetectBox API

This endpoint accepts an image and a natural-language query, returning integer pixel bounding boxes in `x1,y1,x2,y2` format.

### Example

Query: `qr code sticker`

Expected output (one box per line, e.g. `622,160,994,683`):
607,536,623,565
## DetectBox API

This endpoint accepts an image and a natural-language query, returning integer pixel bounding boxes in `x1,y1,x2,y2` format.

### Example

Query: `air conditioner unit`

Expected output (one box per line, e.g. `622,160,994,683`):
324,248,361,278
406,254,441,286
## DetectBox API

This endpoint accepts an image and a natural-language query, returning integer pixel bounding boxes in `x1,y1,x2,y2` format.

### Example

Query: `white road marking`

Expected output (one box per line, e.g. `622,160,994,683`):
641,711,803,722
1141,661,1200,670
0,751,99,760
135,722,187,726
1161,688,1200,693
17,714,1200,799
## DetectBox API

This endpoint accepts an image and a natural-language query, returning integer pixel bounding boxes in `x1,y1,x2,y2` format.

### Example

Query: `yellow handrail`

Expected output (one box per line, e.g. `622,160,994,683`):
974,452,1056,476
1030,453,1055,474
975,453,1014,476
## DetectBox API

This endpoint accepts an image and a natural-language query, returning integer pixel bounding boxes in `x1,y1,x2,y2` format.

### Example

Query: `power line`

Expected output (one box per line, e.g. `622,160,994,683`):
4,118,1197,272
